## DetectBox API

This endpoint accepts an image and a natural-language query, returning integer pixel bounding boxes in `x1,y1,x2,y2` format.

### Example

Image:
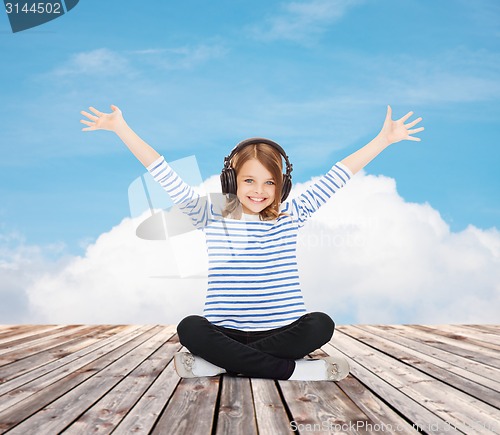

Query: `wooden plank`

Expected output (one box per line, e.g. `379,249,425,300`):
278,378,371,434
336,375,419,434
215,376,258,435
0,325,135,397
0,326,146,414
0,325,65,347
112,342,183,434
0,325,91,363
0,325,129,384
360,325,500,389
0,325,48,341
463,324,500,335
0,329,135,394
0,325,90,351
367,325,500,384
112,361,180,434
250,378,293,435
0,325,160,433
403,325,500,368
4,325,170,434
333,327,500,434
0,324,497,434
419,324,500,349
328,329,460,435
350,325,500,409
151,376,220,434
61,325,178,434
0,325,24,335
305,346,419,434
448,325,500,351
0,325,101,359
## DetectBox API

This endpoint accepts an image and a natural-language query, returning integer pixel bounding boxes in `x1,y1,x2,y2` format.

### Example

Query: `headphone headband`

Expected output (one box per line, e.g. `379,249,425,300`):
221,137,293,203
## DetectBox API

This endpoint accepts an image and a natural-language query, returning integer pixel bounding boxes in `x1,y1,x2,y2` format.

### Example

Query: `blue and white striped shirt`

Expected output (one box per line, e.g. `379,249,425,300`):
148,156,352,331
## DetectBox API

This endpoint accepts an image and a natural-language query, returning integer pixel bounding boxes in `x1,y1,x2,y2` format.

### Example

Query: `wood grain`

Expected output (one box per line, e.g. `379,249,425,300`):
0,324,497,434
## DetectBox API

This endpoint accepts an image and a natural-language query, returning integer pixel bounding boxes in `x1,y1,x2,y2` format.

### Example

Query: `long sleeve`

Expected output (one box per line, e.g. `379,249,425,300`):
147,155,210,229
283,161,353,227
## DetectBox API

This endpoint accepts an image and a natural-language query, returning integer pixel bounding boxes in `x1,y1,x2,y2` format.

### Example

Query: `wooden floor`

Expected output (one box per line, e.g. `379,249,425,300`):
0,324,498,435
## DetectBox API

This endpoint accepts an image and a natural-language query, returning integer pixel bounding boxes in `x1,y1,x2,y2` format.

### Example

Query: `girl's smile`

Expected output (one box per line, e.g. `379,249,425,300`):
236,159,276,215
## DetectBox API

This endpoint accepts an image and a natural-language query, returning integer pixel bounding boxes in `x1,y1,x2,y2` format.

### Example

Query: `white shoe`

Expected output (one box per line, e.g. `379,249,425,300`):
323,356,350,381
174,352,197,378
173,352,226,378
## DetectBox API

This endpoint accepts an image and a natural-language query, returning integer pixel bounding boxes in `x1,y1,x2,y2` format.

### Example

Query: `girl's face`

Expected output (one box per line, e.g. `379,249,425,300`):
236,158,277,215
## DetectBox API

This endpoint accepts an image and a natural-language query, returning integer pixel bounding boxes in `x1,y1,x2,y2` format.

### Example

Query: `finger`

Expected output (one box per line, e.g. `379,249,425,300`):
81,110,98,121
400,111,414,123
111,104,119,111
81,126,95,131
405,117,422,128
407,136,421,142
385,105,392,121
89,106,103,116
80,119,94,127
408,127,424,135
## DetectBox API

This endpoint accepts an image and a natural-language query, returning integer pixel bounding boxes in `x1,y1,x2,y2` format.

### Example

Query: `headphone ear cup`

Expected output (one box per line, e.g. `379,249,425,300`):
220,169,229,194
281,175,292,202
221,168,237,195
227,168,237,195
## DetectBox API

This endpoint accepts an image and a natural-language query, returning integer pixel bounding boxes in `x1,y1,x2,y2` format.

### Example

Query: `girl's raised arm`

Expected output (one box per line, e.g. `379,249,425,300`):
80,105,160,167
341,105,424,175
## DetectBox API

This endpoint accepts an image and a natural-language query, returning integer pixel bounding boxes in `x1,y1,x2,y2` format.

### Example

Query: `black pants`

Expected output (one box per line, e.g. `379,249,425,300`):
176,312,335,380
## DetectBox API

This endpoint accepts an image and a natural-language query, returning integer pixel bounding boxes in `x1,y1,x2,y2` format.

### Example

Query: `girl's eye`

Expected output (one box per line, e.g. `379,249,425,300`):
242,179,274,185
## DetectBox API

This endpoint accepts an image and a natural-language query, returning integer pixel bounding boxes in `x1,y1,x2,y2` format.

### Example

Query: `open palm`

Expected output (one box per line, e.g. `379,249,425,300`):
381,105,424,145
80,105,124,132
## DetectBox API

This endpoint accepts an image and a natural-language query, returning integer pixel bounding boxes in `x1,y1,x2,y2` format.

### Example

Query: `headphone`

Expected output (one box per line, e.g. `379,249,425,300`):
220,137,293,203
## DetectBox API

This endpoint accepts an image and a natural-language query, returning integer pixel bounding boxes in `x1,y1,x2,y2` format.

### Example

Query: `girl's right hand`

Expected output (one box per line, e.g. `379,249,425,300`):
80,105,125,132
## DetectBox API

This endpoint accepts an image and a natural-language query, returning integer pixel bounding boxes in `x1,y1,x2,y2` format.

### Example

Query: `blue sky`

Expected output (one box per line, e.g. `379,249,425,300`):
0,0,499,325
1,0,499,254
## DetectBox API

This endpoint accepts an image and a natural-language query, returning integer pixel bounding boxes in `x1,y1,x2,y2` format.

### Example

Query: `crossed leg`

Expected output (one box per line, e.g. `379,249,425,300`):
176,312,335,380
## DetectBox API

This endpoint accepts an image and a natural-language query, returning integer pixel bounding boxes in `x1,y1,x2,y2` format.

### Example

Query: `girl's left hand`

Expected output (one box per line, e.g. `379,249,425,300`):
80,105,125,133
380,105,424,146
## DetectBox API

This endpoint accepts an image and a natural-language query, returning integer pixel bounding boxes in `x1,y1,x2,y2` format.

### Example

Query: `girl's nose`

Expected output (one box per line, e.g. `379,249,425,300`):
254,184,264,194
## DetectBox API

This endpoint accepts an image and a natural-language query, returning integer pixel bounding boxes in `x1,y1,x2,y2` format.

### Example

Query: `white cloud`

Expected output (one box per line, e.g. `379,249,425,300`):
2,170,498,325
371,48,500,106
0,231,68,323
51,48,132,77
47,43,227,80
296,172,500,324
252,0,364,43
24,217,207,324
129,44,228,70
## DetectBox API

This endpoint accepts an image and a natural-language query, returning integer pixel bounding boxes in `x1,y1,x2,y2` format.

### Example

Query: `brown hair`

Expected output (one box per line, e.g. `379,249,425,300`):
222,143,285,221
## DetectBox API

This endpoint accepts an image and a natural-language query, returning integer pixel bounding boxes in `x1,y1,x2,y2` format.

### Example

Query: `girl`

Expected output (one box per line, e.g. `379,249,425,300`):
80,105,423,381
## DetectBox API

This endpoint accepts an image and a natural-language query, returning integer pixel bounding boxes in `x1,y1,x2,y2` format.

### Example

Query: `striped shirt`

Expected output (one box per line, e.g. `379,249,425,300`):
147,156,352,331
